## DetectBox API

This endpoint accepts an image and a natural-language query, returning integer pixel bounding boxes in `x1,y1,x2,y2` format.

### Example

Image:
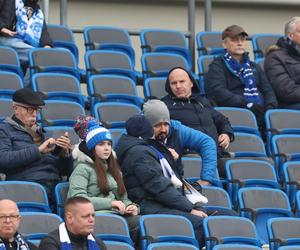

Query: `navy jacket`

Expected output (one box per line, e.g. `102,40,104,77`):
0,117,73,182
162,82,234,158
205,56,278,109
0,0,53,47
264,37,300,109
115,134,195,214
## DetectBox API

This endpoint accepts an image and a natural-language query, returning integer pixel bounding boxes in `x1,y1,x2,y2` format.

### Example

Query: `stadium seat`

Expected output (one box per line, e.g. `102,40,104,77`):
0,181,51,213
109,128,126,148
54,182,69,218
212,244,263,250
139,214,198,250
147,242,199,250
94,214,133,246
140,29,192,68
203,216,261,250
282,161,300,206
296,190,300,217
143,77,168,99
0,98,14,123
238,187,293,244
254,58,264,71
196,31,223,56
251,34,282,59
0,71,23,98
0,46,24,78
44,126,80,146
267,217,300,250
105,241,134,250
197,54,217,95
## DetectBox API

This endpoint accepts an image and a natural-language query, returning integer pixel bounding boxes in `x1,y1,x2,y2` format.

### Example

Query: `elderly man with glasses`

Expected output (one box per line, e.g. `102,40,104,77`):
0,88,73,211
0,199,37,250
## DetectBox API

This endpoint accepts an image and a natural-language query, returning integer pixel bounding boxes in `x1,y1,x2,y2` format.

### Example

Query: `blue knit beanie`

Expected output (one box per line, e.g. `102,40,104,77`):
125,114,154,139
86,120,112,150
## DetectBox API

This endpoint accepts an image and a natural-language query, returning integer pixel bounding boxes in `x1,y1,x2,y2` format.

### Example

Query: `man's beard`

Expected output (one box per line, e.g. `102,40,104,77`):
155,133,167,143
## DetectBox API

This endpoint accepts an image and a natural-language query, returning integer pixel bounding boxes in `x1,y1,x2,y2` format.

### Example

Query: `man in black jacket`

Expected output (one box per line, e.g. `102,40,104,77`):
162,67,234,177
0,0,52,73
39,197,106,250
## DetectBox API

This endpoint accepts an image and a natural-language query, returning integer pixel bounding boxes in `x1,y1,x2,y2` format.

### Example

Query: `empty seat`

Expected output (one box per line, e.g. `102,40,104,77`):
197,54,216,95
105,241,134,250
44,126,80,146
267,217,300,250
282,161,300,206
143,77,167,99
147,242,199,250
182,156,203,182
54,182,69,218
0,46,24,78
0,98,14,122
212,244,263,250
196,31,223,56
0,71,23,98
94,214,133,246
0,181,51,212
19,212,63,240
238,187,293,244
251,34,282,59
92,102,141,128
203,216,261,250
140,29,191,68
140,214,198,250
109,128,126,148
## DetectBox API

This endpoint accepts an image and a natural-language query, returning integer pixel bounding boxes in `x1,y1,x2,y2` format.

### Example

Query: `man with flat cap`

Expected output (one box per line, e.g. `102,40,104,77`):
205,25,277,131
0,88,73,211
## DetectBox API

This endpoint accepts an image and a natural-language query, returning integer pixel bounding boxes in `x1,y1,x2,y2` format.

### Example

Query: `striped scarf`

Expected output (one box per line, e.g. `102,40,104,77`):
223,51,262,104
59,223,100,250
15,0,44,47
0,234,30,250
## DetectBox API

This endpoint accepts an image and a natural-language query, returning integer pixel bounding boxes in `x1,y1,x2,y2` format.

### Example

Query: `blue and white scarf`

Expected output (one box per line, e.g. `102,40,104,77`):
149,146,183,188
15,0,44,47
59,223,101,250
0,233,30,250
223,51,262,104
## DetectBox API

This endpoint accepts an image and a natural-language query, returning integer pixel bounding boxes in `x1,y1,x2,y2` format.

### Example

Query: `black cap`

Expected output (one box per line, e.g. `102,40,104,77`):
125,114,154,139
13,88,45,106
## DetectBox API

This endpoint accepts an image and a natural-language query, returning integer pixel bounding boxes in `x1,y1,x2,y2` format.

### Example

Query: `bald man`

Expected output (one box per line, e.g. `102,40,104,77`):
39,197,106,250
0,199,37,250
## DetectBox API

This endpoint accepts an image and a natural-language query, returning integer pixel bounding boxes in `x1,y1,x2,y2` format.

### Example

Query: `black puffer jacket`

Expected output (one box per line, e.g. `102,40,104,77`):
264,37,300,108
115,134,194,214
205,56,277,109
162,73,234,158
0,0,52,47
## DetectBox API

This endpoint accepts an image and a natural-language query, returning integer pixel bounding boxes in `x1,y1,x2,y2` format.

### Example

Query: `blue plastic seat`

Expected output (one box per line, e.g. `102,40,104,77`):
0,46,24,78
282,161,300,206
143,77,167,99
0,71,23,98
251,34,282,59
54,182,69,218
196,31,223,56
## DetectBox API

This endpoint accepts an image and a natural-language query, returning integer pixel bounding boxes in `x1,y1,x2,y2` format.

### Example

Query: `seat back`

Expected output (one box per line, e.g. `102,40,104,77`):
0,98,14,122
252,34,282,59
0,181,51,212
215,107,259,136
197,54,216,94
0,46,23,77
212,244,263,250
182,156,203,182
226,159,279,205
19,212,63,240
105,241,134,250
238,187,292,244
94,214,133,245
143,77,167,99
44,126,80,146
141,52,190,79
32,73,85,106
54,182,69,218
40,100,85,127
0,71,23,98
92,102,141,128
267,217,300,250
109,128,126,148
283,161,300,206
196,31,223,56
203,216,260,250
202,186,233,210
140,214,198,250
147,242,199,250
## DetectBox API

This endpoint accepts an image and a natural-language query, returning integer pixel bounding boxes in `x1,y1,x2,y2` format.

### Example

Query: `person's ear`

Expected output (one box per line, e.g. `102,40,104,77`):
288,32,293,40
222,39,227,49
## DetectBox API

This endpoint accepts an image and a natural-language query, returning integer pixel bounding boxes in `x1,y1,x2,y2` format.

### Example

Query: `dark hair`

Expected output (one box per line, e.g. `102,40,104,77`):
64,196,91,215
94,153,126,196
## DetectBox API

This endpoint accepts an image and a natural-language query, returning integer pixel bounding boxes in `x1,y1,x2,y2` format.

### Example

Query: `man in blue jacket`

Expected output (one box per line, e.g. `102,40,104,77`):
0,88,73,211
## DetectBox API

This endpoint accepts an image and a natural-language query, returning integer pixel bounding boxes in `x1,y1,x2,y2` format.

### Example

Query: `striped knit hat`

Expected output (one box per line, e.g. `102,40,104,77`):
86,120,112,150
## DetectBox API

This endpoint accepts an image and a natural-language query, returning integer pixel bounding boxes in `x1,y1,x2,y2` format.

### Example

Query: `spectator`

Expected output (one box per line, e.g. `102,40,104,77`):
0,0,52,66
68,120,140,244
142,99,219,186
205,25,277,128
0,199,37,250
39,196,106,250
161,68,234,177
0,88,73,211
265,17,300,110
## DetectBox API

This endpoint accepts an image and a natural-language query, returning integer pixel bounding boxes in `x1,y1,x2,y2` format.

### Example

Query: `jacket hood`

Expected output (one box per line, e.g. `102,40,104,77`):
115,134,148,165
72,143,94,165
164,67,200,96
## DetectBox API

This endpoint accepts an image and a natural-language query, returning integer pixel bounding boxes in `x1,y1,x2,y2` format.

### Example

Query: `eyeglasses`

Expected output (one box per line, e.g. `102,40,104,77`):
0,214,20,222
16,104,42,114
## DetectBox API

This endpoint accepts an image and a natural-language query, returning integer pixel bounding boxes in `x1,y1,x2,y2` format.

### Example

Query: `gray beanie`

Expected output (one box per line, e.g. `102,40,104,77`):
143,99,170,126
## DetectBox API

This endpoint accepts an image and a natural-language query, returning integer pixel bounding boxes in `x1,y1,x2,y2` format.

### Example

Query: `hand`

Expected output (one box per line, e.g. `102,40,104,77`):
56,132,71,157
125,204,139,216
43,45,52,48
111,200,126,215
190,209,208,218
39,137,56,154
1,28,17,36
196,180,211,186
218,133,230,149
168,148,179,160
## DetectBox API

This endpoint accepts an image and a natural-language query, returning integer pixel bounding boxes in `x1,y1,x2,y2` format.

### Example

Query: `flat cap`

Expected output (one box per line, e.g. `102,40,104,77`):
13,88,45,106
222,25,248,40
